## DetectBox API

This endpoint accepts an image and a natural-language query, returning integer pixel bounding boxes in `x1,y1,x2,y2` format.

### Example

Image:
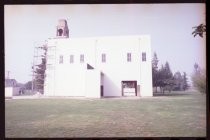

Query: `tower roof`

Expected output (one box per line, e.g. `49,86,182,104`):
58,19,68,27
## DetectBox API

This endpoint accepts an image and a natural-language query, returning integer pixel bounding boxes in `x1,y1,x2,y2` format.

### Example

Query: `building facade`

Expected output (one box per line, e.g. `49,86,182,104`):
44,19,153,98
5,79,21,98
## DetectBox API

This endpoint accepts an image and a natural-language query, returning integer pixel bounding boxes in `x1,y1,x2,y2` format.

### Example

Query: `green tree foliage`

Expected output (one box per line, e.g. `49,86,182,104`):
152,52,159,70
182,72,189,91
162,62,174,93
173,71,189,91
152,52,159,92
157,65,165,92
152,52,189,93
33,45,47,94
173,71,183,91
192,24,206,38
24,81,32,90
157,62,174,93
164,62,173,79
191,63,206,93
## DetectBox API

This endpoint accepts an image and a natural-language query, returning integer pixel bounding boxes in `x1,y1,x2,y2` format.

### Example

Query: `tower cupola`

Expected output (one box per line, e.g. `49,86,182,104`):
56,19,69,38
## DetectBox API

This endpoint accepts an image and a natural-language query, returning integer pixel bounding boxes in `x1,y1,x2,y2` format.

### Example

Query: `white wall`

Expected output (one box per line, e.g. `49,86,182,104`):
13,87,20,96
44,39,57,96
54,64,86,96
139,36,153,96
5,87,20,98
96,36,142,97
44,35,153,97
85,69,101,98
45,38,96,97
5,87,13,98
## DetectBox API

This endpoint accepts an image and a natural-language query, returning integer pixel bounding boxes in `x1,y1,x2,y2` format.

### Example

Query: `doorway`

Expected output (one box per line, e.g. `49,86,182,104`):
121,81,137,96
100,85,103,97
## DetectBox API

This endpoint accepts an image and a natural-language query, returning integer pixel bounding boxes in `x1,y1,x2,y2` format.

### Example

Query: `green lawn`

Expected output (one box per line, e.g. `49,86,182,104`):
5,91,206,138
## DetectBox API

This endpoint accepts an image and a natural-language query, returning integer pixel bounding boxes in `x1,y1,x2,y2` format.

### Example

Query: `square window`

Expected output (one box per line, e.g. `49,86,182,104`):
70,55,74,63
59,55,63,64
80,54,84,63
142,52,146,61
127,53,131,62
102,53,106,63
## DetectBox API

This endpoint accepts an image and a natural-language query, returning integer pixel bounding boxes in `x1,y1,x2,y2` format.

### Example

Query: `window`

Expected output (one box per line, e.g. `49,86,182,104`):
142,52,146,61
102,53,106,63
127,53,131,62
70,55,74,63
59,55,63,64
80,54,84,63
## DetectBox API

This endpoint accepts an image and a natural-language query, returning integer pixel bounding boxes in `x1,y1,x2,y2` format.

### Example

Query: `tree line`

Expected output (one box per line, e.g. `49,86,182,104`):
152,52,189,93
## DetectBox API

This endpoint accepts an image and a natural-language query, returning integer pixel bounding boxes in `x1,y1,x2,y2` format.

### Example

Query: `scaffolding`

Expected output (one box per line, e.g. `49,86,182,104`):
31,41,48,94
31,39,57,95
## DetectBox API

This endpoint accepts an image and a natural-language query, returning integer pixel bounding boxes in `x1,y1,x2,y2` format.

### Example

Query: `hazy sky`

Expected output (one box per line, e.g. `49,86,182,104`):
5,4,206,84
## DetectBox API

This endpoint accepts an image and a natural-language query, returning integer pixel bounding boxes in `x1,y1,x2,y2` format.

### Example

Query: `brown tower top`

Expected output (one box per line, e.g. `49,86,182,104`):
56,19,69,38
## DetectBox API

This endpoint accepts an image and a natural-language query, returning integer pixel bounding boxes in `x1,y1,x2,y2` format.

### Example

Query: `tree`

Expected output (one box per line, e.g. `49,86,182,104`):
152,52,159,92
158,62,174,93
192,24,206,38
157,64,164,93
33,45,47,94
173,71,183,91
191,63,206,94
164,62,173,79
182,72,189,91
194,63,200,74
24,81,32,90
163,62,174,93
152,52,159,70
173,71,189,91
157,62,174,93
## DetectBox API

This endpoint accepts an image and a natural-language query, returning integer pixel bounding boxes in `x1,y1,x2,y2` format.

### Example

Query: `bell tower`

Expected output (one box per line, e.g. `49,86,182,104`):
56,19,69,38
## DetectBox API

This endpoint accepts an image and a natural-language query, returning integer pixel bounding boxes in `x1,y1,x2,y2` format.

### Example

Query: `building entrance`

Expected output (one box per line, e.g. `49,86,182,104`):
121,81,137,96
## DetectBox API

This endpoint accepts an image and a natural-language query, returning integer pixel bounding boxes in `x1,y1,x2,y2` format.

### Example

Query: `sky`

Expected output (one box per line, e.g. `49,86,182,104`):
4,4,206,84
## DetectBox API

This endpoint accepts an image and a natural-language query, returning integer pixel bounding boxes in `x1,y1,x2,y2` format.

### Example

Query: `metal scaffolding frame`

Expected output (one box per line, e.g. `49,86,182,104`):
31,41,48,93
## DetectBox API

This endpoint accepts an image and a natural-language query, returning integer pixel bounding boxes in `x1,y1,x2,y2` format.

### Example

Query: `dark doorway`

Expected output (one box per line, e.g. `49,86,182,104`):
121,81,137,96
100,85,104,97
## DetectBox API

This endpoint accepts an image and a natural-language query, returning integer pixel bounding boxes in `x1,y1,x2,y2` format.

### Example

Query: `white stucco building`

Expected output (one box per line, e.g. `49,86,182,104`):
44,19,153,98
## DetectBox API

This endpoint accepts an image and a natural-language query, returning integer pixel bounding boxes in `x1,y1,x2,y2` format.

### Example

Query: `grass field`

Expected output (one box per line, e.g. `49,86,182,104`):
5,91,206,138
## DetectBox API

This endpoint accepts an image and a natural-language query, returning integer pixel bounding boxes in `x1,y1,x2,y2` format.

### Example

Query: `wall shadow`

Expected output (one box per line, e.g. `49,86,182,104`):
102,74,121,97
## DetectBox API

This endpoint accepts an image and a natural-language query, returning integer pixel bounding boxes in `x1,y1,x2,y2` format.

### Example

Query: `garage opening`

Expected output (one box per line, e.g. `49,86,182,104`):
121,81,137,96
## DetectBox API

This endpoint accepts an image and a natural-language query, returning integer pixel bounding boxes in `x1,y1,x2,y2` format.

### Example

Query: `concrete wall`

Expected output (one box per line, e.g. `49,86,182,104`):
96,36,142,97
85,69,101,98
44,35,153,97
45,38,96,97
54,64,86,96
139,36,153,96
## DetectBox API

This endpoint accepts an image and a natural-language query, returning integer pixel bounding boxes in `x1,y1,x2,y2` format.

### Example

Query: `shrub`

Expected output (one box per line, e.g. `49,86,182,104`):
191,69,206,93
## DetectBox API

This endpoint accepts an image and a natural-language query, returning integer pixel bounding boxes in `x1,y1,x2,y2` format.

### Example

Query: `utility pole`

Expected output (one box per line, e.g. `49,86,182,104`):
31,62,34,91
7,71,10,79
32,42,36,92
